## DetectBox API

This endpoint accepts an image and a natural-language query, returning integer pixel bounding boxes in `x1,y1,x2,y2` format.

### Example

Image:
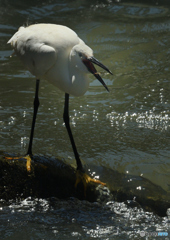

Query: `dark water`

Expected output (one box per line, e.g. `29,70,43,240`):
0,0,170,239
0,197,169,239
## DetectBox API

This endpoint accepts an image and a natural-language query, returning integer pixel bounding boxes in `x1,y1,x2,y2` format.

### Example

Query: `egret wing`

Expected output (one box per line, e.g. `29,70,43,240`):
8,27,57,78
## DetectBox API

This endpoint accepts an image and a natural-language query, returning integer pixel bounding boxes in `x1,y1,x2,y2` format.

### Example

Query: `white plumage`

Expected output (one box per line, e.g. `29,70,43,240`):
8,23,106,96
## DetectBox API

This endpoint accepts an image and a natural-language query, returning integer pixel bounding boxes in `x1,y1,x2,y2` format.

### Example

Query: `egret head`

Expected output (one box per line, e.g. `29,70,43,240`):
70,40,112,92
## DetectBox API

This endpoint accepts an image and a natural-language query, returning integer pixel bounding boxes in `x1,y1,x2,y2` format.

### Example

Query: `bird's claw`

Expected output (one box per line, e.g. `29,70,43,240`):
5,155,32,172
75,169,106,197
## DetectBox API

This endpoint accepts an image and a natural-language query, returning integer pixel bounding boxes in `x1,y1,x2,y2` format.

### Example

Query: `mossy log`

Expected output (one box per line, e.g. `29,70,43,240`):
0,151,169,217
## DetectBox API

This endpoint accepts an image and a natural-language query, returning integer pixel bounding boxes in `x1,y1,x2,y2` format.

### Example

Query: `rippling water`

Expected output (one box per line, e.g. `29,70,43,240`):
0,197,169,239
0,0,170,238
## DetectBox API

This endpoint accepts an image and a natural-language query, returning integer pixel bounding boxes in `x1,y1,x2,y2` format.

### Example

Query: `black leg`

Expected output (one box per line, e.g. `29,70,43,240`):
27,79,40,156
63,93,84,172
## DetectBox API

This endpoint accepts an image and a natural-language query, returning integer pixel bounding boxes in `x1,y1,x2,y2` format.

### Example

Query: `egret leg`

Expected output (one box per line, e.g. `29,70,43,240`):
5,79,40,171
24,79,40,171
63,93,106,196
27,79,40,156
63,93,83,171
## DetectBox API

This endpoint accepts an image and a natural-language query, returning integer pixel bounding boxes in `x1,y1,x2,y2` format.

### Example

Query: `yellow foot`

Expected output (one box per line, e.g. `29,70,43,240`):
5,155,32,172
75,169,106,196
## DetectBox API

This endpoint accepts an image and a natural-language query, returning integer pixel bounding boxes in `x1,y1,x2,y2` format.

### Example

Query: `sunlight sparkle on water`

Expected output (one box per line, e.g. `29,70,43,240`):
106,110,169,131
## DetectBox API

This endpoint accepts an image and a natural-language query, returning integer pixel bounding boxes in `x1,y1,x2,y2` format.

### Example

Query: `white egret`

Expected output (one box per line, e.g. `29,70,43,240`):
8,23,112,192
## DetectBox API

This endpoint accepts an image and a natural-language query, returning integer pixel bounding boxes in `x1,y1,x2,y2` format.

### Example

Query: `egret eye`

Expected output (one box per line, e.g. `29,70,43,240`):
78,52,83,58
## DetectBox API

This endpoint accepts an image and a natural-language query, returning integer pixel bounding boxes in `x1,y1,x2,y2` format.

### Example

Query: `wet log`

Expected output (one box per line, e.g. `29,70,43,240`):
0,151,169,217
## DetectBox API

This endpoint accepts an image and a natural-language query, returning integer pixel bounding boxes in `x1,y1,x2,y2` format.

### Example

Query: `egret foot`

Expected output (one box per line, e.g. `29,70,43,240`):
5,155,32,172
75,169,106,197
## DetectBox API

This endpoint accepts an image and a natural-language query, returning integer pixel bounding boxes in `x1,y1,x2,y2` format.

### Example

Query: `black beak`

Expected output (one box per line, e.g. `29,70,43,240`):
82,56,112,92
88,57,113,75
